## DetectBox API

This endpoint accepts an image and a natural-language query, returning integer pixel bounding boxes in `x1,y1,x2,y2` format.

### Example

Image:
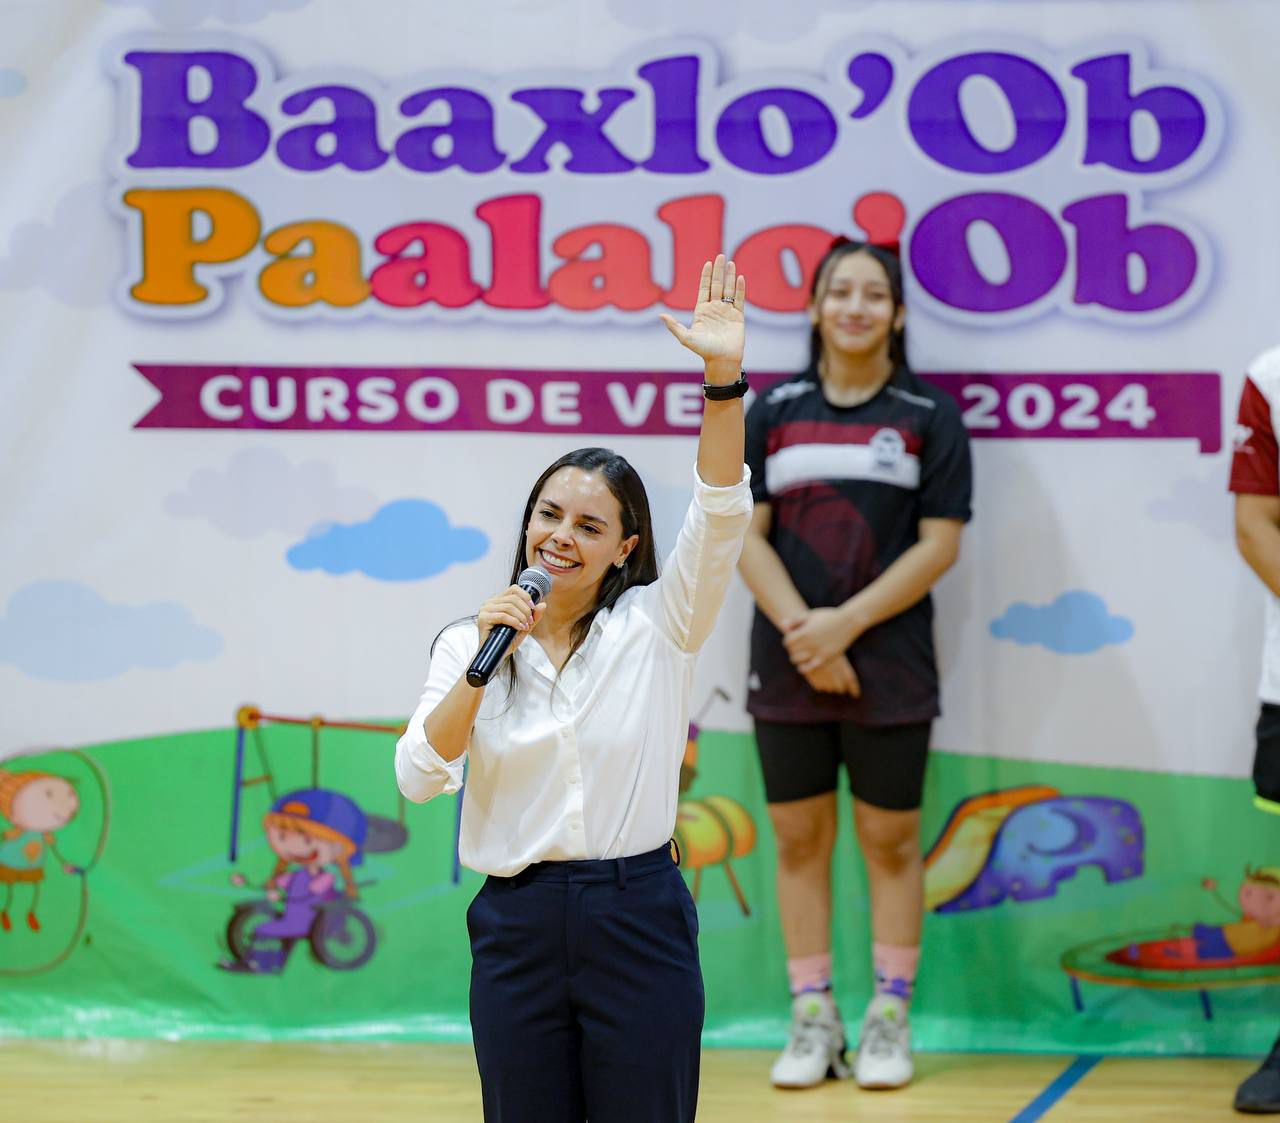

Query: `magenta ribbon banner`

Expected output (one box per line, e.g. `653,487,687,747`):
133,365,1221,453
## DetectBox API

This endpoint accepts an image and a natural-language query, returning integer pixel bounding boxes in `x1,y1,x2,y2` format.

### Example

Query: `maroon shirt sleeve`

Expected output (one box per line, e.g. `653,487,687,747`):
1230,376,1279,496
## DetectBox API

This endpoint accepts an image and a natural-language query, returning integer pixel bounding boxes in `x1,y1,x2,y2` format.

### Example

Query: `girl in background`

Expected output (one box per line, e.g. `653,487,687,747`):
739,239,971,1091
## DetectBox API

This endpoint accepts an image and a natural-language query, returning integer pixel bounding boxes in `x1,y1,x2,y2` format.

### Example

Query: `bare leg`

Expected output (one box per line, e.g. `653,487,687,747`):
767,793,838,958
852,799,923,948
850,799,923,1088
766,793,848,1088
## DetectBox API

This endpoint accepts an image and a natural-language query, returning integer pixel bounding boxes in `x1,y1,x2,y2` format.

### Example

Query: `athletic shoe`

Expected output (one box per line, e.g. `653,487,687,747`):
854,993,913,1089
769,990,851,1088
1236,1033,1280,1114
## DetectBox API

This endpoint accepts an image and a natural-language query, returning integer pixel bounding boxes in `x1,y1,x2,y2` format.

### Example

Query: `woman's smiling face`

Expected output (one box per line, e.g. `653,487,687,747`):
812,250,903,361
524,467,637,596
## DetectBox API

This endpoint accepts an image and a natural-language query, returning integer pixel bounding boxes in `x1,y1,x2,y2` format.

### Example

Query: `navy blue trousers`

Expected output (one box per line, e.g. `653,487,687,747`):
467,845,704,1122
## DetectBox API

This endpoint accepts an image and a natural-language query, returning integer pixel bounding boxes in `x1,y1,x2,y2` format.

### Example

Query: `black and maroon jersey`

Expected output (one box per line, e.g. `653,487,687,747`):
744,364,972,726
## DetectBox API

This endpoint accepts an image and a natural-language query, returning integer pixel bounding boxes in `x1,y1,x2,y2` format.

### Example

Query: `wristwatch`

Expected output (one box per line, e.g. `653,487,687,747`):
703,370,749,401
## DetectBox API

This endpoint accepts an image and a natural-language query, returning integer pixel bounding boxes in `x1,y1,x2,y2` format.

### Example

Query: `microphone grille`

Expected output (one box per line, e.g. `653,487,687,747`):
518,565,553,600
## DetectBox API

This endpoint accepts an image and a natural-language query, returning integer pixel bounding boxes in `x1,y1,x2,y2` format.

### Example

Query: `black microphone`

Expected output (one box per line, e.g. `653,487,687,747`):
466,566,553,688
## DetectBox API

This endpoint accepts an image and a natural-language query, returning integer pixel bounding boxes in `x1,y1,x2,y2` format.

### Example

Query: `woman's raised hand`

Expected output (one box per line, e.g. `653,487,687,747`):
477,584,546,650
660,254,746,372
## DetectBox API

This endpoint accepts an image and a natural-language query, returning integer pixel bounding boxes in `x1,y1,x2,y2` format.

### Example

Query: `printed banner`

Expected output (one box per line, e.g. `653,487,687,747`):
133,364,1221,452
0,0,1273,1057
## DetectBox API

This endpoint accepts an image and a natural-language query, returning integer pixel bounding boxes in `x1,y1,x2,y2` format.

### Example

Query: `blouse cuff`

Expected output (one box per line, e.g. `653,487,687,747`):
396,721,466,799
692,464,753,516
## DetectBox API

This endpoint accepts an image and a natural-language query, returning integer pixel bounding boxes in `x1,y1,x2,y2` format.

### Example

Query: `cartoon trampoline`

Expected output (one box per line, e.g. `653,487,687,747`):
1061,929,1280,1020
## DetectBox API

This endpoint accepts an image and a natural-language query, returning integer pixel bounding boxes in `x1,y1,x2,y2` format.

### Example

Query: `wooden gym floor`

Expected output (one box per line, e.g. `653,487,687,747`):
0,1039,1258,1122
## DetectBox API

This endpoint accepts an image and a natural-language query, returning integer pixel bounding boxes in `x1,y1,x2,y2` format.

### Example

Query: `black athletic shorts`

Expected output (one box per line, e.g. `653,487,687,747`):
754,718,932,811
1256,702,1280,813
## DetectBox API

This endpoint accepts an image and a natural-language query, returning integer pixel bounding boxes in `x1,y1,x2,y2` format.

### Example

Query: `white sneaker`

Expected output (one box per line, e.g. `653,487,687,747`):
854,994,913,1089
769,990,851,1088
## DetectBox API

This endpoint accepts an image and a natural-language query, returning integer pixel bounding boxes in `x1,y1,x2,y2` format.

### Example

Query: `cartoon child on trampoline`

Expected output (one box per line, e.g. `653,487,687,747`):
220,787,375,974
1108,866,1280,969
0,768,80,933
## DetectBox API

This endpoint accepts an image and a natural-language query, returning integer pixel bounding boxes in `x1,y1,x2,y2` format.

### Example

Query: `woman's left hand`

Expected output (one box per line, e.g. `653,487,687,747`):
802,654,862,697
782,607,861,674
660,254,745,373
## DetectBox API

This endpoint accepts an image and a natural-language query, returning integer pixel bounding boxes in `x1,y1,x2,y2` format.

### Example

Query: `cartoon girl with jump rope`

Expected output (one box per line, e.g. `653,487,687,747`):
0,768,81,933
221,787,375,973
0,752,107,980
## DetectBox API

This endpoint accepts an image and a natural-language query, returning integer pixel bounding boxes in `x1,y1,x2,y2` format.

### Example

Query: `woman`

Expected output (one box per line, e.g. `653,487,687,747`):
738,239,971,1091
395,256,751,1122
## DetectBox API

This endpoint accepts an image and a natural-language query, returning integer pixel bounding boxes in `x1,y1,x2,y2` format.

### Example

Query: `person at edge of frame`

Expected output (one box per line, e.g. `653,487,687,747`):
1229,346,1280,1116
395,255,752,1122
737,235,972,1092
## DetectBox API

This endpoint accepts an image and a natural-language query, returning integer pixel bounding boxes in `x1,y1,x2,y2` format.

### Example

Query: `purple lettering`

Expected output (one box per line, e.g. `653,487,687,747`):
907,52,1066,173
715,88,837,175
637,56,710,173
1071,55,1206,174
124,50,270,169
276,86,388,171
911,193,1066,312
846,53,894,120
396,88,505,173
509,88,637,173
1063,194,1197,312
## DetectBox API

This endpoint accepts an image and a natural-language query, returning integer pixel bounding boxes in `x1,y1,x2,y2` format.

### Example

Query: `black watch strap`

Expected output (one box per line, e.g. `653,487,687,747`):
703,371,749,401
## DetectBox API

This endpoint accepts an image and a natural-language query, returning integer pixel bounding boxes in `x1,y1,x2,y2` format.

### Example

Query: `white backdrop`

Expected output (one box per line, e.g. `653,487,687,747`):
0,0,1272,782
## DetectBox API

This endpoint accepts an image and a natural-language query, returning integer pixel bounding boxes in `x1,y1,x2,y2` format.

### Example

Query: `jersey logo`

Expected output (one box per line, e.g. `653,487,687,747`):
870,428,907,471
1234,424,1254,452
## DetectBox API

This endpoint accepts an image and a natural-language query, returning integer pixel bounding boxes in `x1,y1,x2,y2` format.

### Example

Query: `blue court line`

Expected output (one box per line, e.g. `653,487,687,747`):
1008,1055,1102,1123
